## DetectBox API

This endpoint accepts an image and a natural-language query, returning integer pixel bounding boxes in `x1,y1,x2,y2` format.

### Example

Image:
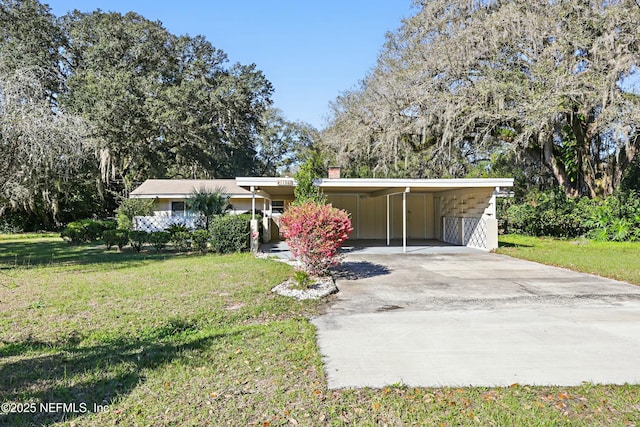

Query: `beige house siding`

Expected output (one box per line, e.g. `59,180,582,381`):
154,198,182,215
327,193,436,240
360,195,386,239
390,193,434,240
152,197,258,216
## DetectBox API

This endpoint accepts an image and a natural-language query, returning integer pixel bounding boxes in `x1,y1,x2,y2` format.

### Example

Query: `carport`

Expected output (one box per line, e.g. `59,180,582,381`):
236,175,513,252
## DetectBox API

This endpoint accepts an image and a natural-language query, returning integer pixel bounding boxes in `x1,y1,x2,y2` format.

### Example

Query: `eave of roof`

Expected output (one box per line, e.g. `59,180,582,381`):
130,177,515,199
235,177,514,197
318,177,514,189
129,179,254,198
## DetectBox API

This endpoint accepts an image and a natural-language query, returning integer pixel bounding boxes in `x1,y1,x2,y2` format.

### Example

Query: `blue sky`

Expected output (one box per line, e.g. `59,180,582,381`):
43,1,416,130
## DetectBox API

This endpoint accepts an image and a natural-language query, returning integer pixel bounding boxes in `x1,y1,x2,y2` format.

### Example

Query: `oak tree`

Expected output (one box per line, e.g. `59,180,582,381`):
325,0,640,197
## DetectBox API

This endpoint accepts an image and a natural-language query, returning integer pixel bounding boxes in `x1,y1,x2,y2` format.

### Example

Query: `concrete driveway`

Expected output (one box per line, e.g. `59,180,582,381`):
312,250,640,388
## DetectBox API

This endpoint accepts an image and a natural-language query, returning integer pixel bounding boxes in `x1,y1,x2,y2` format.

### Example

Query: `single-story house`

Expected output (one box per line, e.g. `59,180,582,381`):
128,179,267,232
129,170,513,252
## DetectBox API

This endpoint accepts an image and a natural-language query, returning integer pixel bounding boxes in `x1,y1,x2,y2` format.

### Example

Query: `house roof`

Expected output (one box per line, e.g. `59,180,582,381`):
129,179,255,199
235,177,514,198
130,177,515,200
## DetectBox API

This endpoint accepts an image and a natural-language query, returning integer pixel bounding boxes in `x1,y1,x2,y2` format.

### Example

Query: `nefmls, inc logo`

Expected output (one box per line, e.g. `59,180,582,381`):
40,402,88,413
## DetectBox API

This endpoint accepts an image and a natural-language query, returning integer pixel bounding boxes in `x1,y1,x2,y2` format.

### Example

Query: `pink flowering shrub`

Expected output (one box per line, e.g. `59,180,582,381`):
280,201,353,276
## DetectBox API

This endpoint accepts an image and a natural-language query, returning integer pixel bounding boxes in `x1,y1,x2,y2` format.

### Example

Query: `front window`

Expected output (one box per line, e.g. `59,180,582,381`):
271,200,285,214
171,201,185,215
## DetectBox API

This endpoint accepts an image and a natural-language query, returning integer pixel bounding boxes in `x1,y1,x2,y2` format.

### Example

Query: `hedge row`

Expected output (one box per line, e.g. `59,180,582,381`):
500,189,640,241
60,219,117,244
61,214,258,253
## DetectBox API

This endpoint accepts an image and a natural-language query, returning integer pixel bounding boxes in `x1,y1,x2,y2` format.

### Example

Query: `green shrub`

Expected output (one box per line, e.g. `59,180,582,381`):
171,231,192,252
90,219,117,240
148,231,171,252
586,190,640,241
129,230,149,252
191,229,210,253
0,217,24,234
209,214,252,253
167,223,191,235
116,198,155,230
292,270,312,289
503,189,640,241
60,223,86,245
504,189,594,238
293,155,327,205
187,188,230,229
103,229,130,250
166,223,193,251
60,219,117,244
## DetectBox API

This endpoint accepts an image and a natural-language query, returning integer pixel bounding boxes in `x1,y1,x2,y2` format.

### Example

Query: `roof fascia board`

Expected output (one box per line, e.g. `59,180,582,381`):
236,177,514,189
236,177,296,186
318,178,514,188
129,193,264,199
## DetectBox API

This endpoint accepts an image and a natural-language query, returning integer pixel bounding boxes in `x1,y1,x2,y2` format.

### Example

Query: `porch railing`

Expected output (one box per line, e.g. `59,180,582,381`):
133,213,203,233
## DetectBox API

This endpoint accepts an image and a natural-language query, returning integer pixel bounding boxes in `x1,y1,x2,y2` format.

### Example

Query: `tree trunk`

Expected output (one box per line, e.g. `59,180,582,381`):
612,135,639,193
539,128,578,197
568,110,597,198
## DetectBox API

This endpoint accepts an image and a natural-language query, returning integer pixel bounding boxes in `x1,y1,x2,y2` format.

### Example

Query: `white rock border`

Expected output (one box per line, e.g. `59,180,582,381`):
256,252,339,300
271,276,338,301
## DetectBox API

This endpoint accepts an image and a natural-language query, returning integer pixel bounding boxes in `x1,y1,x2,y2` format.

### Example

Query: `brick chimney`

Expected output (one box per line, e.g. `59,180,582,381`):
328,166,341,179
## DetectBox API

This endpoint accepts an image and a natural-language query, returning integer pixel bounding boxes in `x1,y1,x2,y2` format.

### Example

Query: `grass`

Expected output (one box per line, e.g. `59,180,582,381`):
496,234,640,285
1,233,639,426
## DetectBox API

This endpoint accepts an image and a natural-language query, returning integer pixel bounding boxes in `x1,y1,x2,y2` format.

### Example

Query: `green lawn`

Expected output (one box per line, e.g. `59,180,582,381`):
497,234,640,285
1,234,639,426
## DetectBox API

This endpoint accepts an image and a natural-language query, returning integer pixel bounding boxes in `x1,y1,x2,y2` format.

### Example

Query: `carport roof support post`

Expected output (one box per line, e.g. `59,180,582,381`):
386,194,390,247
384,188,409,252
403,191,407,253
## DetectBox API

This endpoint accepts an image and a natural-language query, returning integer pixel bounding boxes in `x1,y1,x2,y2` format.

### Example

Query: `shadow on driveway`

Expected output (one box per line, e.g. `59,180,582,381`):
331,261,391,281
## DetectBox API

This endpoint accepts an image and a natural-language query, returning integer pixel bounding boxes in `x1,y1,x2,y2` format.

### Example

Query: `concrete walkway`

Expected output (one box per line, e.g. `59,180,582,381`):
312,251,640,389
